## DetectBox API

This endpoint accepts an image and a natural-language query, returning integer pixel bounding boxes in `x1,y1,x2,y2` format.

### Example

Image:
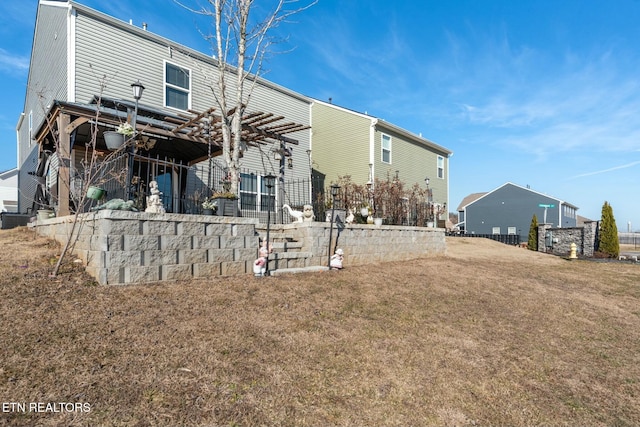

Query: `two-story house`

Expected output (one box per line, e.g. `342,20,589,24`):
457,182,579,241
310,100,452,222
18,0,311,218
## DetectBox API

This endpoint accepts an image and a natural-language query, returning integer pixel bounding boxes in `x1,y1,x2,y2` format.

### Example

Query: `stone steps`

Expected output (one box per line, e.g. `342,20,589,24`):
268,265,330,276
256,227,316,273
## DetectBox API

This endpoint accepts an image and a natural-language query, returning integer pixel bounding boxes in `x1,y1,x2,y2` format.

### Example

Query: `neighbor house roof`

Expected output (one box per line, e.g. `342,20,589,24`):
457,192,487,211
457,182,579,211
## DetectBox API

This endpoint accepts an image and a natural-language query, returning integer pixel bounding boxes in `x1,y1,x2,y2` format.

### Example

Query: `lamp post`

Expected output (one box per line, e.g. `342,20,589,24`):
264,174,276,276
327,183,340,268
424,177,431,223
126,80,145,201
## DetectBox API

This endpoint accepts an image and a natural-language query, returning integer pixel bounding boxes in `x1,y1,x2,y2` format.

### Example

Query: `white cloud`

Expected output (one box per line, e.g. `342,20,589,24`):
569,161,640,179
0,48,29,75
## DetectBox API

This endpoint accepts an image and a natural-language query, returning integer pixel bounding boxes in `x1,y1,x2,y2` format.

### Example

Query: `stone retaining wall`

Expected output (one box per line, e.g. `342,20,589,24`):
35,212,446,285
35,210,260,285
273,222,446,266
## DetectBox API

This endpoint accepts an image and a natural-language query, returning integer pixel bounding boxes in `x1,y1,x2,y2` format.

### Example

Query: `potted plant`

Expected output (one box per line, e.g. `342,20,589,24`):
201,198,217,215
212,191,239,216
86,185,106,200
104,122,134,150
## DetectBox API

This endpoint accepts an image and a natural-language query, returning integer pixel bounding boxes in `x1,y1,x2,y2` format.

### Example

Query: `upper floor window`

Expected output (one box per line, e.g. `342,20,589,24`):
165,62,190,110
437,155,444,179
381,134,391,164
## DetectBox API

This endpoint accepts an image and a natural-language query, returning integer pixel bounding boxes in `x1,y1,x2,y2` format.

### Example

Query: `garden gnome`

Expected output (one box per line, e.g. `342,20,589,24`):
253,240,272,277
330,248,344,270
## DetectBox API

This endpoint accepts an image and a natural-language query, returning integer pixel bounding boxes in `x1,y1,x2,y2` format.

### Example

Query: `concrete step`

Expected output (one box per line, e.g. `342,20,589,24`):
269,266,330,276
270,251,312,260
270,240,303,251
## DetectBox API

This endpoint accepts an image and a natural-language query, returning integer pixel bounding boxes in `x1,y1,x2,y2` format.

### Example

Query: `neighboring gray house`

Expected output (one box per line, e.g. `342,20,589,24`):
457,182,579,241
18,0,311,217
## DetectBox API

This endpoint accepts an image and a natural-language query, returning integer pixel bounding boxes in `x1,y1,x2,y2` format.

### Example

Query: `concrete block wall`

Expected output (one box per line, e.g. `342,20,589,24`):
35,210,260,285
35,213,445,284
270,222,446,267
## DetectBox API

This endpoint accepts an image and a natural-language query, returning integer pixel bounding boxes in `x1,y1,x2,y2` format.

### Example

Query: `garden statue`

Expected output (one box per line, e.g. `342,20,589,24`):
145,180,166,213
345,208,355,224
253,240,273,277
90,198,138,211
283,204,315,223
330,248,344,270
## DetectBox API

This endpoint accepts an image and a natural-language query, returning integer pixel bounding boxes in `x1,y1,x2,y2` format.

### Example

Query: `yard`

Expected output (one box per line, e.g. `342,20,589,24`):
0,226,639,426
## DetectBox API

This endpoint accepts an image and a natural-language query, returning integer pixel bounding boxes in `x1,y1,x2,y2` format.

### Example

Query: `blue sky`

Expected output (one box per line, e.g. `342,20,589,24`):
2,0,640,230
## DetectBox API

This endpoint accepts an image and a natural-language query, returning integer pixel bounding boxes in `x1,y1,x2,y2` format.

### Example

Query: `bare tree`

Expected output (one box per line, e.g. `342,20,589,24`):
175,0,316,195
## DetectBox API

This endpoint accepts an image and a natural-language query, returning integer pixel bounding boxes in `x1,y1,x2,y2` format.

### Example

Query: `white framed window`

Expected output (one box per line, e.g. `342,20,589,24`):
381,134,391,164
492,227,501,235
164,62,191,110
437,155,444,179
508,227,517,235
240,173,274,212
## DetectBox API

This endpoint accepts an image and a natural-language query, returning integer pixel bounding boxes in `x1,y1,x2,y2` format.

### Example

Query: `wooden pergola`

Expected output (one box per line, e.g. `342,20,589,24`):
34,97,310,216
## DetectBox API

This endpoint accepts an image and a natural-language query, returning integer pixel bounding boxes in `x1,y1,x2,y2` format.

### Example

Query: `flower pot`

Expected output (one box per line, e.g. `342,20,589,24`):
374,217,383,227
214,197,239,216
202,208,214,215
86,186,106,200
37,209,55,221
103,131,127,150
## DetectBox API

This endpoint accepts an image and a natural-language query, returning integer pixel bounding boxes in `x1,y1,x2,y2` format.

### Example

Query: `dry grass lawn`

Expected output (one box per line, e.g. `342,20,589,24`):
1,227,639,426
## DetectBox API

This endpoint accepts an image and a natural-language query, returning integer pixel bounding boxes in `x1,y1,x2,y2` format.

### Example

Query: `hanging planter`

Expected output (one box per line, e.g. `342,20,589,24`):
103,131,126,150
86,186,106,200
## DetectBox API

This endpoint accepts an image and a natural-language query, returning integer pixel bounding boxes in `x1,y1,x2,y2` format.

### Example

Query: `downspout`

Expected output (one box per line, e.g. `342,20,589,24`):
447,152,453,222
369,118,377,182
67,5,76,102
15,113,25,213
308,102,313,204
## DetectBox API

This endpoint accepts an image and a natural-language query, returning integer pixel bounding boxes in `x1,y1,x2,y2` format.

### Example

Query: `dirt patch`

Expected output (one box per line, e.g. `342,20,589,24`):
1,227,639,426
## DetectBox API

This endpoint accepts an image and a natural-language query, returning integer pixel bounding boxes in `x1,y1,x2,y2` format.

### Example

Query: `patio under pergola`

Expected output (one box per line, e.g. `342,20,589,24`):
32,96,309,216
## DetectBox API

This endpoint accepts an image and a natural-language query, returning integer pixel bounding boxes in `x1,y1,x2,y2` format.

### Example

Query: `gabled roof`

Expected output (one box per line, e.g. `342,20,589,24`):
312,99,452,156
457,192,487,211
458,182,579,210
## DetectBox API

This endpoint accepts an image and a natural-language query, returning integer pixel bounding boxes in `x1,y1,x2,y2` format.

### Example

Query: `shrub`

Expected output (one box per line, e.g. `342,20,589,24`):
597,201,619,258
528,214,538,251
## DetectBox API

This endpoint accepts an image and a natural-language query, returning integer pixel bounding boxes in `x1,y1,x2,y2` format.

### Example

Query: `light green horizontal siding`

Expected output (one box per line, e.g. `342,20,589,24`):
374,127,448,205
311,103,371,184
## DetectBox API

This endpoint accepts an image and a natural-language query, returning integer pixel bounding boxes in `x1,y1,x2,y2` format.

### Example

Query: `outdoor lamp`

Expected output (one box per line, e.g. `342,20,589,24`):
330,183,340,198
131,80,145,100
126,80,144,201
264,174,276,191
424,177,430,187
263,174,276,276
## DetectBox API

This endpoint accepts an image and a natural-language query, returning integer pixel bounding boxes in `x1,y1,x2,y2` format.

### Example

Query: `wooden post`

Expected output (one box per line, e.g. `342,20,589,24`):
57,113,71,216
